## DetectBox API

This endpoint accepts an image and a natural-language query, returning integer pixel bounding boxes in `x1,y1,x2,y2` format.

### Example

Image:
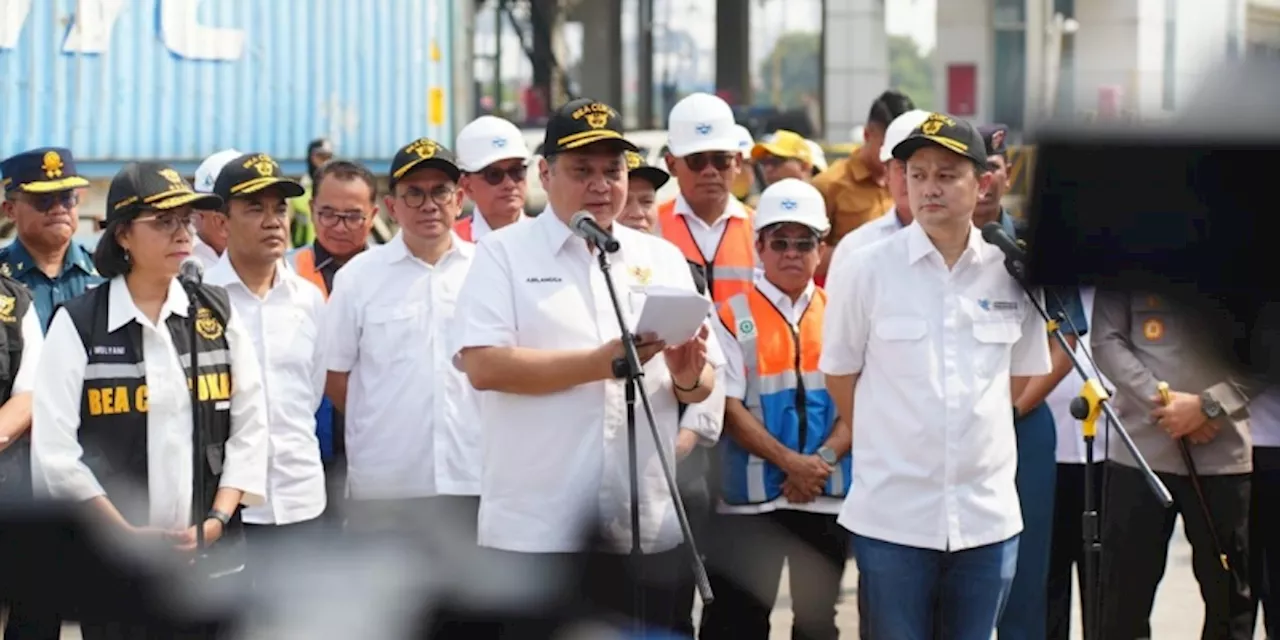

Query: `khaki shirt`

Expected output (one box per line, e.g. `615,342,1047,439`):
811,150,893,246
1091,290,1256,475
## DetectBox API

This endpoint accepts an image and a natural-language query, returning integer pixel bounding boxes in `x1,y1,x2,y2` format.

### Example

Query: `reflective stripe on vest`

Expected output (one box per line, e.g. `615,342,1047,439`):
286,246,328,299
656,200,756,306
456,217,474,243
716,287,850,505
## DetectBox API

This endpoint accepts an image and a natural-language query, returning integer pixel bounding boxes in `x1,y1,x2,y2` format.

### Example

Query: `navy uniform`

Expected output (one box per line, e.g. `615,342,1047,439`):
1092,292,1259,639
0,147,104,330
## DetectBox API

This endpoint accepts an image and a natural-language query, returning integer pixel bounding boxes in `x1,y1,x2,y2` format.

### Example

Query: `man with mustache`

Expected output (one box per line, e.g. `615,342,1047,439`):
324,138,483,549
202,153,328,583
454,115,532,242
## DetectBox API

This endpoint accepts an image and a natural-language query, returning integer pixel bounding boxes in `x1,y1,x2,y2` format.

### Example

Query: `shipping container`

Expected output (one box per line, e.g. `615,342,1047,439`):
0,0,456,177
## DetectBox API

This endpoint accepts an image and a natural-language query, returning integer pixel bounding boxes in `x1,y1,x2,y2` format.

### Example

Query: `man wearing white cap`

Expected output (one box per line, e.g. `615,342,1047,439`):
191,148,242,269
822,109,930,294
656,92,756,307
702,178,851,640
454,115,532,243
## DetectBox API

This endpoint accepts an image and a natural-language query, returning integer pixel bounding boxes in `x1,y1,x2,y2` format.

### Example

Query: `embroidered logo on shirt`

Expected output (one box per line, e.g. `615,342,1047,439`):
0,296,16,324
978,298,1018,312
195,308,224,340
526,276,562,283
629,266,652,286
92,345,126,356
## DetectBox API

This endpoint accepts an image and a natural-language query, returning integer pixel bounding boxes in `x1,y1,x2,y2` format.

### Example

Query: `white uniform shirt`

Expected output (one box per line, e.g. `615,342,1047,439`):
819,222,1052,552
713,273,842,516
205,256,327,525
33,277,268,529
1047,286,1111,463
825,208,908,292
455,208,715,554
326,232,482,500
662,193,751,261
470,208,530,243
192,235,221,271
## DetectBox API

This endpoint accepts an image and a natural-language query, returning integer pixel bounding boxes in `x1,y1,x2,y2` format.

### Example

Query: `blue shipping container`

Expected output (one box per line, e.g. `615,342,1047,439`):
0,0,455,177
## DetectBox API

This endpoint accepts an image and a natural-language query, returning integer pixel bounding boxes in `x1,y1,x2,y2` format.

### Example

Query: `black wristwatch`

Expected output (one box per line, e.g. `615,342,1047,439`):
611,357,629,379
1200,391,1225,420
207,508,231,527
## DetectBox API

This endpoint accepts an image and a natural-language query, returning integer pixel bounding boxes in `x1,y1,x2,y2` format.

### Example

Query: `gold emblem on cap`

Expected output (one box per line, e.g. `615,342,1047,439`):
41,151,64,178
158,168,185,188
405,138,438,160
243,154,276,177
571,102,616,130
921,113,956,136
625,151,642,169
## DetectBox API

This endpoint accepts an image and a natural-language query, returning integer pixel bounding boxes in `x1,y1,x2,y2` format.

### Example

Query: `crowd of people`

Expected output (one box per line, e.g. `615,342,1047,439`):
0,86,1271,640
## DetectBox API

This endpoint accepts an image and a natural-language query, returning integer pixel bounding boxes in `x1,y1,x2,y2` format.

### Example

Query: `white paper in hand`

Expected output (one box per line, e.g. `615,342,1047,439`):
633,286,713,346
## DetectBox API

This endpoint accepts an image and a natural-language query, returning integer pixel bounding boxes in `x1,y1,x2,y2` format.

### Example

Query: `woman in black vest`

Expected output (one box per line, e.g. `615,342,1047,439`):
31,162,269,639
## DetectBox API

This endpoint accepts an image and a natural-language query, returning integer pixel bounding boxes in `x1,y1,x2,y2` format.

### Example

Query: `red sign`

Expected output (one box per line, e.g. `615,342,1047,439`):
947,64,977,116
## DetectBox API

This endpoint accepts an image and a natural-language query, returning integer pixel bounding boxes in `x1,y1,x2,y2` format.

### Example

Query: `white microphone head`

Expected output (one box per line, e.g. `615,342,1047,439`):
179,256,204,285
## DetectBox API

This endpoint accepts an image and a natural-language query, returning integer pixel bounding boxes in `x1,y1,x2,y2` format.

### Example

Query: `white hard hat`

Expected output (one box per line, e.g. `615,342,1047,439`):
455,115,531,172
733,124,755,156
879,109,932,162
665,92,739,158
805,139,828,172
752,178,830,236
194,149,242,194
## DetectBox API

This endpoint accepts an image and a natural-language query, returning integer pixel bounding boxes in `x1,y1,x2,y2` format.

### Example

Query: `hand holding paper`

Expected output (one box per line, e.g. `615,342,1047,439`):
633,286,713,346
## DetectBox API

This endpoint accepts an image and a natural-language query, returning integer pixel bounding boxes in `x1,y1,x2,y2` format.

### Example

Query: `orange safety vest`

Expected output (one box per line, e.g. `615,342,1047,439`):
656,199,756,306
285,246,328,299
455,216,474,242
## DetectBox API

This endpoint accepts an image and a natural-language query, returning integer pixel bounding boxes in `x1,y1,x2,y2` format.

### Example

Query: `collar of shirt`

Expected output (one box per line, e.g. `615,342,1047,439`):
904,219,990,267
673,192,748,227
842,152,880,185
203,252,298,296
754,271,815,321
998,208,1017,237
471,208,528,238
535,205,584,256
382,229,474,266
5,238,95,279
105,275,190,332
877,207,907,231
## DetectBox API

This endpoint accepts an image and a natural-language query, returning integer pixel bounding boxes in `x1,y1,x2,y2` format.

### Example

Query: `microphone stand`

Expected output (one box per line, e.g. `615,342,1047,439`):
1003,258,1172,640
595,245,714,634
182,281,208,565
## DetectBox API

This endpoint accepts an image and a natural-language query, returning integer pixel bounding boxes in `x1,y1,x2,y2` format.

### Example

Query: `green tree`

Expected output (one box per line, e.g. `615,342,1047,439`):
758,32,821,109
889,35,935,110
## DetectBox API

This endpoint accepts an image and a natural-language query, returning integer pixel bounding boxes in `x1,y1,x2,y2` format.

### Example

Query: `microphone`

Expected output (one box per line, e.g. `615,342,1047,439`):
178,257,204,291
569,211,621,253
979,222,1026,264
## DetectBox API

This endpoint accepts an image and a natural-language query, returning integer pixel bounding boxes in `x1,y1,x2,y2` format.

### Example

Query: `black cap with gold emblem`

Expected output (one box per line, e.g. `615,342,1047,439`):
625,150,670,190
542,98,639,156
389,137,460,189
106,162,223,225
891,112,989,167
213,152,306,203
0,147,90,193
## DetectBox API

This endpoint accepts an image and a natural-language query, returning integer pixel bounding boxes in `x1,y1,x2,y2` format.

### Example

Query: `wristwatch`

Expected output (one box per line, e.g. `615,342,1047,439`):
673,376,701,393
611,356,629,379
207,508,231,527
1200,391,1225,420
817,446,838,465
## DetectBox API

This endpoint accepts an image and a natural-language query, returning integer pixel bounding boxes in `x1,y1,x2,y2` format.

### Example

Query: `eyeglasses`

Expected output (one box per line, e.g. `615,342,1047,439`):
15,191,79,212
471,165,527,186
766,237,819,254
399,185,457,209
315,208,369,229
683,153,736,172
134,211,196,236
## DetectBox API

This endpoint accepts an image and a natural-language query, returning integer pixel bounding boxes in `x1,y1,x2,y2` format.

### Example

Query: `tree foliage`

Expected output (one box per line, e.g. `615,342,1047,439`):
888,35,935,111
758,32,937,113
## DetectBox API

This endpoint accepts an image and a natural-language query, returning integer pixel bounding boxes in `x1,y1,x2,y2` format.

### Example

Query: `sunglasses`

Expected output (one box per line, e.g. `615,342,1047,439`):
766,237,819,254
683,153,735,172
472,165,527,186
16,191,79,212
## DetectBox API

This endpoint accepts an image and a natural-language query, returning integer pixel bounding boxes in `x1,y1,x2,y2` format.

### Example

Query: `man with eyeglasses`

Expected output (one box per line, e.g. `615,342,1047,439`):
702,178,851,640
454,116,531,243
0,147,104,330
657,92,757,307
0,148,64,640
323,138,483,552
286,160,379,299
203,153,328,582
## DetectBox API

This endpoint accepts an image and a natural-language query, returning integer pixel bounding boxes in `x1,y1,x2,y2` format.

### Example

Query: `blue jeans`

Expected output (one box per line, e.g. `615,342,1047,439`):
998,402,1057,639
853,533,1019,640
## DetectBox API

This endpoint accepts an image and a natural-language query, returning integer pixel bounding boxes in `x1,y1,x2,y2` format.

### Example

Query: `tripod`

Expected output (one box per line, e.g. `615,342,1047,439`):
1006,260,1172,640
595,246,714,633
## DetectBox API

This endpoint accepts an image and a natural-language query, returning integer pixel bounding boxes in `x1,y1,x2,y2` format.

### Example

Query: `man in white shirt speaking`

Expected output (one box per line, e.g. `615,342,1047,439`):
454,98,718,632
201,153,327,582
324,138,483,546
819,112,1052,639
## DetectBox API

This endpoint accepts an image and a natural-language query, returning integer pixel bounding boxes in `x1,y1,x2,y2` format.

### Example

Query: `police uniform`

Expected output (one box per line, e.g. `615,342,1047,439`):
454,98,720,631
0,147,104,330
703,179,851,640
202,154,327,577
31,162,268,639
1092,291,1258,639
